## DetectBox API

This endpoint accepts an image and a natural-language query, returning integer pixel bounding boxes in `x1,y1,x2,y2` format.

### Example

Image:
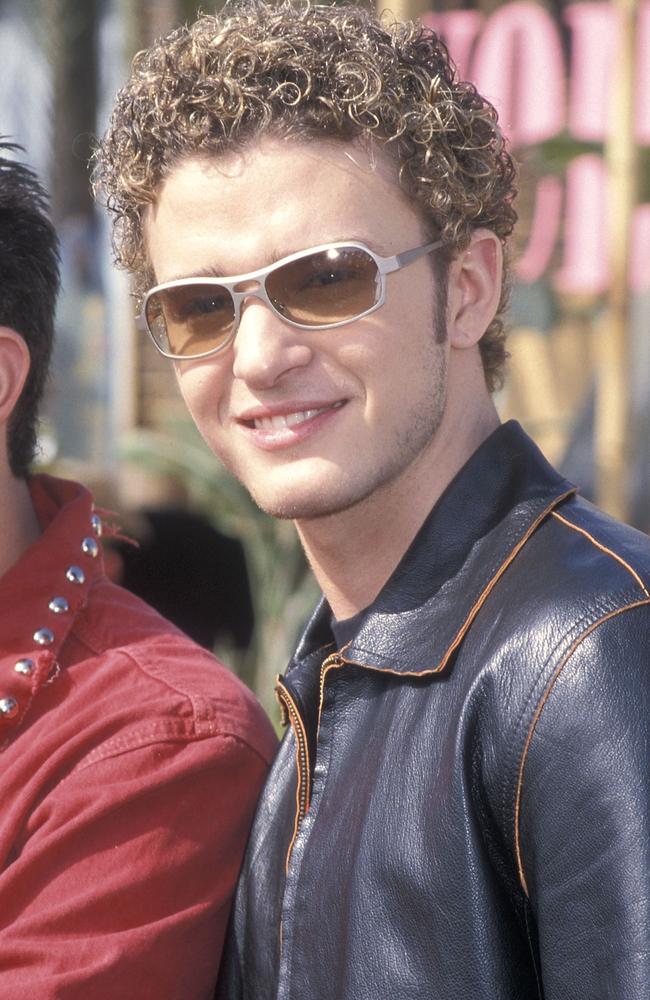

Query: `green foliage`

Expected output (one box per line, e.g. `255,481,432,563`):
119,416,319,718
534,133,603,173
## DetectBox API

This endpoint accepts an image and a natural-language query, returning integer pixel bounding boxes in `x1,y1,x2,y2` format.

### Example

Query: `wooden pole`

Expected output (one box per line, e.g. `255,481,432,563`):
47,0,98,226
595,0,639,519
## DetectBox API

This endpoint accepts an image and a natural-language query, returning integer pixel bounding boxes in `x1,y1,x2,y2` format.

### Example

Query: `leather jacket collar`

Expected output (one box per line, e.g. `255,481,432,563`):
289,421,576,678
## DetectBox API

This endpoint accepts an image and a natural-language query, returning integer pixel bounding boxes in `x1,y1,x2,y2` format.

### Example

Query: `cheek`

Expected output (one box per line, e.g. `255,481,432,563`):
176,366,227,428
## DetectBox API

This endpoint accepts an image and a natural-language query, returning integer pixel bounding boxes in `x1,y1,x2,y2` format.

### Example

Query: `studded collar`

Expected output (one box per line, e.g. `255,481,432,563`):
0,474,105,739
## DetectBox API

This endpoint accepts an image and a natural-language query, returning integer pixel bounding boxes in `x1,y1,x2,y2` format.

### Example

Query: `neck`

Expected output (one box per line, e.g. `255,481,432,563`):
297,398,499,622
0,473,41,578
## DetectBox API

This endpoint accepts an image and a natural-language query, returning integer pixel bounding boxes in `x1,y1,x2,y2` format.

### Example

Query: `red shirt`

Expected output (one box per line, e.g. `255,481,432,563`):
0,474,277,999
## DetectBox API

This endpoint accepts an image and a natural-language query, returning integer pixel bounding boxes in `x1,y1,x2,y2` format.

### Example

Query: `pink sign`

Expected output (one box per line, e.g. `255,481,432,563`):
423,2,650,291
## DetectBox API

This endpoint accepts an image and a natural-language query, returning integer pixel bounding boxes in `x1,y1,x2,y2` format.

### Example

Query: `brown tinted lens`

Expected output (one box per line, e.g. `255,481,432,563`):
267,247,379,326
145,283,235,357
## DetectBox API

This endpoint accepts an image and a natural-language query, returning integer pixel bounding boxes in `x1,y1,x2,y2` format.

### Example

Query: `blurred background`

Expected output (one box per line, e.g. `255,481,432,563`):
1,0,649,713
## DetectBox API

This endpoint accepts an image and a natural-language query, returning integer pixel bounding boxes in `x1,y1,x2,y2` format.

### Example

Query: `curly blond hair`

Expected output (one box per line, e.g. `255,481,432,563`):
93,0,517,390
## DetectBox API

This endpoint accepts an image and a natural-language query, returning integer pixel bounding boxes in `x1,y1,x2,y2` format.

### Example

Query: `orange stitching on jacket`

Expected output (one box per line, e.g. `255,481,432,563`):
435,490,577,672
552,511,650,597
514,597,650,896
341,489,576,677
316,655,346,742
285,770,302,876
277,683,311,875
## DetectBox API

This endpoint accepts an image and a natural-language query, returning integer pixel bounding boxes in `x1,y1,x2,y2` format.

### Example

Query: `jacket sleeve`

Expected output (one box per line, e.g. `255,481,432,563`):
517,603,650,1000
0,730,273,1000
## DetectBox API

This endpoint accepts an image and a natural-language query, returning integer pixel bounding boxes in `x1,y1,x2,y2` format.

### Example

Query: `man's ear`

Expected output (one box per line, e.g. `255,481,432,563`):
446,229,503,350
0,326,30,423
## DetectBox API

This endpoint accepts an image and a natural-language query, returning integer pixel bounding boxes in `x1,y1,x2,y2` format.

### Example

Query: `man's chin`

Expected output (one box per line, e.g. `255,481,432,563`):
249,485,368,523
251,496,343,521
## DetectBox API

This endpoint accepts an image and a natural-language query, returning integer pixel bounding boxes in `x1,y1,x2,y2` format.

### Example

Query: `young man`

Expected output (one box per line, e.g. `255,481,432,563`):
0,144,276,998
95,3,650,997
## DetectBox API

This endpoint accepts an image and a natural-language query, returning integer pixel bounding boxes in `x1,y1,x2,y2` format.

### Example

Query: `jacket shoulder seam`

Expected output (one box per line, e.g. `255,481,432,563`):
66,631,228,714
58,638,268,751
513,596,650,897
551,510,650,596
66,727,271,776
344,488,577,676
434,490,576,673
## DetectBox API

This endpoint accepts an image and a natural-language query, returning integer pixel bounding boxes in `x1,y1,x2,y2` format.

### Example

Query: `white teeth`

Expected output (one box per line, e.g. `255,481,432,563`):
286,409,321,427
253,405,335,430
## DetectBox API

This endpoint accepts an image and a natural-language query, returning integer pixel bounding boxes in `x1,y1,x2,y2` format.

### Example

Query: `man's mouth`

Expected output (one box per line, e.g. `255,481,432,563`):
238,400,345,431
252,402,344,430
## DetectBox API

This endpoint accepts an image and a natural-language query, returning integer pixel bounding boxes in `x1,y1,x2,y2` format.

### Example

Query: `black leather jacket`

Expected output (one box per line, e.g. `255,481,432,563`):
217,422,650,1000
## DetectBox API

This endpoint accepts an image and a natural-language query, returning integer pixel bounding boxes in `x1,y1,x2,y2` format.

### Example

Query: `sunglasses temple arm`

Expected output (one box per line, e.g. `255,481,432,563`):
386,239,445,273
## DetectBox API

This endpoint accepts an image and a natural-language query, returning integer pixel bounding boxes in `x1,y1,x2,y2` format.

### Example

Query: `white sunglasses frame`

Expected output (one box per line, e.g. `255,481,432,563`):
140,238,444,361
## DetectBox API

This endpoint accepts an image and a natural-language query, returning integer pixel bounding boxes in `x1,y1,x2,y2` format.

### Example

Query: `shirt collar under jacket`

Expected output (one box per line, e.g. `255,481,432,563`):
0,475,105,741
287,420,577,678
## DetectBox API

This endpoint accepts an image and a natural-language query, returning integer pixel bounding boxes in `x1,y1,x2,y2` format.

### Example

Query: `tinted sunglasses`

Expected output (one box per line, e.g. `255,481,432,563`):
140,239,444,361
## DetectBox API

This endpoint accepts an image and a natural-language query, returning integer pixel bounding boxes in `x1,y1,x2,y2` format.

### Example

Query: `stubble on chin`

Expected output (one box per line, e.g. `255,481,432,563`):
240,370,448,524
246,479,360,522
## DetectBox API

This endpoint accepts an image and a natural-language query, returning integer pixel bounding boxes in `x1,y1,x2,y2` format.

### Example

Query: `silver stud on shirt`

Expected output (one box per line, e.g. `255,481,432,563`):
48,596,69,614
66,565,85,585
81,537,99,558
14,659,34,676
0,697,19,718
90,513,103,537
33,627,55,646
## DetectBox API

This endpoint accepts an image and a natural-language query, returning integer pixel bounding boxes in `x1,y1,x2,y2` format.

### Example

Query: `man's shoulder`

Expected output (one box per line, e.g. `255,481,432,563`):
547,492,650,584
68,576,276,761
472,493,650,880
523,491,650,698
503,499,650,900
470,491,650,751
519,492,650,626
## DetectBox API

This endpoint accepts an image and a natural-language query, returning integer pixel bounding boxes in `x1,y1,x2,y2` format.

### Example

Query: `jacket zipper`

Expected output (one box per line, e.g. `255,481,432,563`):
277,653,347,961
276,678,311,872
276,652,346,875
317,652,345,739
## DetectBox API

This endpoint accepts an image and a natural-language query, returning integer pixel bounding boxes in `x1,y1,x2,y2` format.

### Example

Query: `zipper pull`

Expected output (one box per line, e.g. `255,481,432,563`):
321,652,343,669
274,674,289,727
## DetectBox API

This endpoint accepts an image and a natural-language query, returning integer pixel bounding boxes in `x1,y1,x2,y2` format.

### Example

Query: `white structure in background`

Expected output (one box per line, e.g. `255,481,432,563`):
0,1,51,180
0,0,135,468
97,0,136,462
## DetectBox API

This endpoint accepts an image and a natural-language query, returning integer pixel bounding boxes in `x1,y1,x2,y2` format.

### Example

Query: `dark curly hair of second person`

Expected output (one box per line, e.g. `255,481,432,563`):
93,0,517,391
0,142,59,476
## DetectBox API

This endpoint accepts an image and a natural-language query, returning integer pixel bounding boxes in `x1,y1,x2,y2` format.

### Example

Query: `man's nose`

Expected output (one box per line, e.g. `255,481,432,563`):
232,298,313,388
